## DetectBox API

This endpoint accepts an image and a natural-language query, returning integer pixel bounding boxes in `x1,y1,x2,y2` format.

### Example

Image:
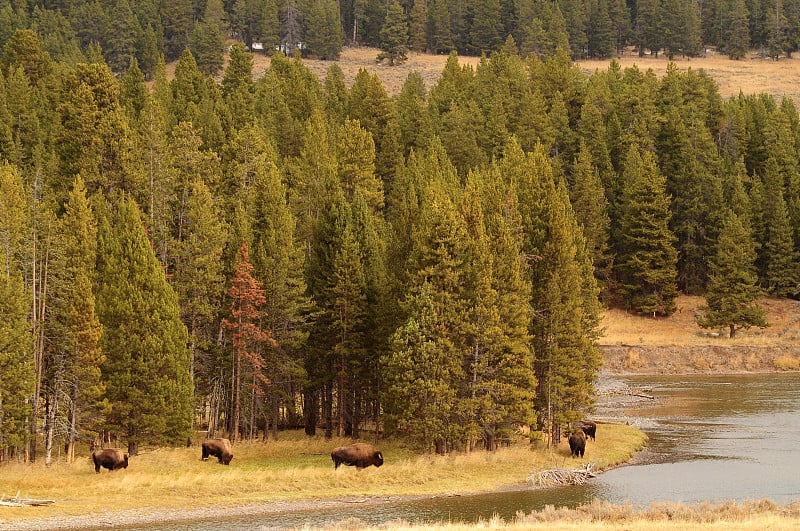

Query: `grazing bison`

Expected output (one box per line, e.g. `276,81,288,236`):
331,443,384,470
568,430,587,458
201,438,233,465
92,448,129,473
580,421,597,440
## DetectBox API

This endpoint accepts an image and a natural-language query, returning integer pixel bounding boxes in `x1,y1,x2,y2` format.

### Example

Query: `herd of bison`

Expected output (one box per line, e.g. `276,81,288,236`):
90,421,596,473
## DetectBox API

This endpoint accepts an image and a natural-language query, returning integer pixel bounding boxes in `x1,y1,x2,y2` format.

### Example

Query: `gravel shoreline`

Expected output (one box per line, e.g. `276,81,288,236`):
2,495,427,530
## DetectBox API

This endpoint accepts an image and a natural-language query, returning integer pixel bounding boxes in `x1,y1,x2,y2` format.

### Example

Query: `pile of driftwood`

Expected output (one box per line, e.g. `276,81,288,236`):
528,463,597,487
597,384,655,400
0,491,55,507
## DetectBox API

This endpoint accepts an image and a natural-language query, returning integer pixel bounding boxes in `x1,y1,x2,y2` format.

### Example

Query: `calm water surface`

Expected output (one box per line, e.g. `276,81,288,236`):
126,373,800,530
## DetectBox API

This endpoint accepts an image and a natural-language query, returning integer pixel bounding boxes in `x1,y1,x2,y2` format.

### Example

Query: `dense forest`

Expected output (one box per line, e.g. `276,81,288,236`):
1,0,799,465
7,0,800,77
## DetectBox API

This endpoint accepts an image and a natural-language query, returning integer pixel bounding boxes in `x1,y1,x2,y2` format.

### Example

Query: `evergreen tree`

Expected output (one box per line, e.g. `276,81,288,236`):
636,0,662,56
0,162,33,460
47,175,105,464
570,141,613,295
190,19,225,76
104,0,140,74
469,0,504,55
396,71,434,155
160,0,193,60
348,68,403,186
461,170,536,450
723,0,751,58
587,0,615,58
223,243,276,442
377,1,409,65
409,0,428,52
383,177,470,453
760,161,800,296
248,157,311,435
616,145,679,316
120,57,148,121
170,178,228,423
335,118,384,210
96,195,193,455
305,0,344,60
698,209,768,338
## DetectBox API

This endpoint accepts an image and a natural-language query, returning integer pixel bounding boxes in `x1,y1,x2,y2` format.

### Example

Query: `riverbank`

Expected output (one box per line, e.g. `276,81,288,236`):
0,424,645,530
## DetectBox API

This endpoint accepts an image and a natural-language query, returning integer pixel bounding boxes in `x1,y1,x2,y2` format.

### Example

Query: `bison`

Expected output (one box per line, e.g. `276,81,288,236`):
201,437,233,465
580,420,597,440
331,443,384,470
568,430,587,458
92,448,128,473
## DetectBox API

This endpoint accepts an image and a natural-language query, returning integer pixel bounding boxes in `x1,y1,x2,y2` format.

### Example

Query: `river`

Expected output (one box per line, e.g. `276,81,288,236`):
126,373,800,530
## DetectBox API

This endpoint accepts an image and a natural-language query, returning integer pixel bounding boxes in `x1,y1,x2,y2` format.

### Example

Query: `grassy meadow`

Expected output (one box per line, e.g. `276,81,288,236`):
1,424,644,524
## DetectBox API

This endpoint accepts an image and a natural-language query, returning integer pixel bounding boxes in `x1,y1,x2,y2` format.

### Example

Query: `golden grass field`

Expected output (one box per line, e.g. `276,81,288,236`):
238,46,800,102
1,425,645,529
600,295,800,347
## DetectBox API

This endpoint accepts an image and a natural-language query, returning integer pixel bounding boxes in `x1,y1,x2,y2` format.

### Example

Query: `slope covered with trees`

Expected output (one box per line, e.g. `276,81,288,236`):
0,19,798,462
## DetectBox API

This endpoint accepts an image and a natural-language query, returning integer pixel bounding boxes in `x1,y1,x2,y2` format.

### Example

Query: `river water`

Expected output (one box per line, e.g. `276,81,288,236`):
128,373,800,530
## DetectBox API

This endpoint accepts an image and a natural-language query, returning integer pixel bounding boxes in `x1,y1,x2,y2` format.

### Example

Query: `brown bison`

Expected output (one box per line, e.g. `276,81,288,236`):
92,448,129,473
580,420,597,440
331,443,384,470
568,430,587,458
201,438,233,464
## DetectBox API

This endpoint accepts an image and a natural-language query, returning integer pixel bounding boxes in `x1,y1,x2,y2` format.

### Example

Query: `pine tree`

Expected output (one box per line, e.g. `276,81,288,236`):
223,243,276,442
396,71,434,155
335,118,384,210
587,0,615,58
698,209,768,338
96,195,194,454
761,161,800,296
248,157,310,435
469,0,503,55
461,170,536,450
170,178,228,422
48,175,105,464
570,141,613,295
409,0,428,52
0,162,33,460
348,69,403,186
377,1,409,65
104,0,140,74
383,177,470,452
616,145,679,316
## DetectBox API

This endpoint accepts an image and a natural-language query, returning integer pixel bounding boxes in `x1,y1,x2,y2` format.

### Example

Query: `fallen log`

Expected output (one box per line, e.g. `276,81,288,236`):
527,463,597,487
0,491,55,507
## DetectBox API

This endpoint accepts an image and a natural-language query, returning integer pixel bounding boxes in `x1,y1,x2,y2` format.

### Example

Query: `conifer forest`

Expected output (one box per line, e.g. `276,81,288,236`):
0,0,799,464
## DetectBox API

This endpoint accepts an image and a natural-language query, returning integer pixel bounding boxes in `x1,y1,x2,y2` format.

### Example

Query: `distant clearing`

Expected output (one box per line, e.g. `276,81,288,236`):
600,295,800,347
236,46,800,101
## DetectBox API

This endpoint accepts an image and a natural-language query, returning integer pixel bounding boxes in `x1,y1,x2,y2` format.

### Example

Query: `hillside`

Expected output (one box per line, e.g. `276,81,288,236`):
599,296,800,373
237,46,800,101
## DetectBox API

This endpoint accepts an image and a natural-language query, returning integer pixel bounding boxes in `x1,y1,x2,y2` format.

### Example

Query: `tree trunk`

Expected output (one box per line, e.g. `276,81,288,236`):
67,397,77,463
729,324,736,339
45,389,58,466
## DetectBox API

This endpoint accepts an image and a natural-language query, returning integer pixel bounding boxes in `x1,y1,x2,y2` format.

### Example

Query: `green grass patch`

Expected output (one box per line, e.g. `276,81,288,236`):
0,424,646,524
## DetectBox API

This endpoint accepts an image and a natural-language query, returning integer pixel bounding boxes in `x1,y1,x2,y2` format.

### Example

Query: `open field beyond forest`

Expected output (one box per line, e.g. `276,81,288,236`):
236,46,800,102
599,295,800,373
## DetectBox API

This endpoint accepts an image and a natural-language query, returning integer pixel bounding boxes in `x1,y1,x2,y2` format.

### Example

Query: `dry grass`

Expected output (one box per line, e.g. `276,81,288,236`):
599,295,800,347
0,425,645,526
228,46,800,100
